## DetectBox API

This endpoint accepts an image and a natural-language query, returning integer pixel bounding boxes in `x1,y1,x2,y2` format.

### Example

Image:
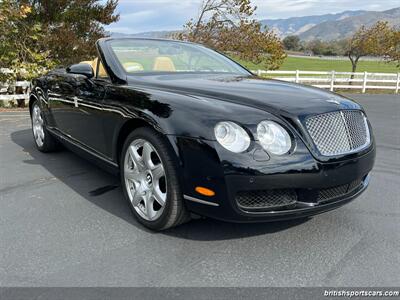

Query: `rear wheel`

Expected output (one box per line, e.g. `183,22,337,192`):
120,127,190,230
31,101,58,152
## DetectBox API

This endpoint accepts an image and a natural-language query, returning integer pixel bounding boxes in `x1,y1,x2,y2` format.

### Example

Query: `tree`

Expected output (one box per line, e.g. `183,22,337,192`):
345,21,393,74
384,29,400,68
283,35,300,51
23,0,120,66
302,39,346,56
305,39,325,56
0,1,56,82
176,0,286,70
0,1,56,107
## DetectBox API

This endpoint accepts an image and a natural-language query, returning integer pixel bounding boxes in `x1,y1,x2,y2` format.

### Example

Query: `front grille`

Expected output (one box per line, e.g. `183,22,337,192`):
236,189,297,209
318,179,363,202
305,110,370,156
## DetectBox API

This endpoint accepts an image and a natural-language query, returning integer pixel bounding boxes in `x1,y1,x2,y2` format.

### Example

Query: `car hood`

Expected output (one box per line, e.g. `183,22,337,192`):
127,74,361,118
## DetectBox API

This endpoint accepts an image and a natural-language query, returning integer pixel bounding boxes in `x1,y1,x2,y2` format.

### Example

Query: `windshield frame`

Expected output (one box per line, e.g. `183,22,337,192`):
105,38,252,77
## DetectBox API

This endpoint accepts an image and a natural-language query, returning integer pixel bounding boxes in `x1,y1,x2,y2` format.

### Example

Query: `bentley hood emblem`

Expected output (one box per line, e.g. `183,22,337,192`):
327,98,341,105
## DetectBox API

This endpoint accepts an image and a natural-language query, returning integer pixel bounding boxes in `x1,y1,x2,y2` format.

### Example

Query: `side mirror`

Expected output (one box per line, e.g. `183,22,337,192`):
67,63,94,78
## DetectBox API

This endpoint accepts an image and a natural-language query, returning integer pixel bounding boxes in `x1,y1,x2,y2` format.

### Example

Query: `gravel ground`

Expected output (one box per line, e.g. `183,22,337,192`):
0,94,399,287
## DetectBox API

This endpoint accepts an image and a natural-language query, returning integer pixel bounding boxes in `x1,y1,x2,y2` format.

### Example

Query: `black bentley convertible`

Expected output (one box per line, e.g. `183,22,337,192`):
29,38,375,230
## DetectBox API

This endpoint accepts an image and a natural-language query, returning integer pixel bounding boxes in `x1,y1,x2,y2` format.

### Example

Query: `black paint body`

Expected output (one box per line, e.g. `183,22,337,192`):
30,38,376,222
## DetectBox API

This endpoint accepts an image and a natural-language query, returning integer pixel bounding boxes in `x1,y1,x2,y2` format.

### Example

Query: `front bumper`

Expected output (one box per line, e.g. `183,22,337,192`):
171,136,376,223
184,175,370,222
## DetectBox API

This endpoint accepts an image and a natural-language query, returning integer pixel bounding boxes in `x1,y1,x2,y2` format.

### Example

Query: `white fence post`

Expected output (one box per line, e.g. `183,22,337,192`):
257,70,262,77
396,73,400,94
362,71,368,93
330,70,335,92
295,70,300,83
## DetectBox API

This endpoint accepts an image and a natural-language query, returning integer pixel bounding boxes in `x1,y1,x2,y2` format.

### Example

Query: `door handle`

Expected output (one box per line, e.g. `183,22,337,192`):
73,96,79,108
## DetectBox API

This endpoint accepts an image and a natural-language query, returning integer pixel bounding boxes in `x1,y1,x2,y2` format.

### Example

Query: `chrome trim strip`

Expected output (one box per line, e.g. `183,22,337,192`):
296,201,318,207
49,97,74,104
47,97,130,118
183,195,219,207
79,102,129,117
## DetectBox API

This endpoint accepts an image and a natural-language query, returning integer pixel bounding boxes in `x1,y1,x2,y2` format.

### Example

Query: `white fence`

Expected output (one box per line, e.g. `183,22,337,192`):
254,70,400,94
0,81,30,101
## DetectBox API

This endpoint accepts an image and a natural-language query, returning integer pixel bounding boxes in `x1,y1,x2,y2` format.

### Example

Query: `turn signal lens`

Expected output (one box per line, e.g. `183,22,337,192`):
195,187,215,197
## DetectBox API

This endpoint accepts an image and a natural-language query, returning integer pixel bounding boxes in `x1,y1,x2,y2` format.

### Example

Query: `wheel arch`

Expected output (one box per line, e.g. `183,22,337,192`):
116,118,149,163
114,117,176,161
114,117,183,171
28,94,39,115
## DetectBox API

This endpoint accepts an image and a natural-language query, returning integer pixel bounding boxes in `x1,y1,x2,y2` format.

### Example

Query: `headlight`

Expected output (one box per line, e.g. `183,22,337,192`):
257,121,292,155
214,121,250,153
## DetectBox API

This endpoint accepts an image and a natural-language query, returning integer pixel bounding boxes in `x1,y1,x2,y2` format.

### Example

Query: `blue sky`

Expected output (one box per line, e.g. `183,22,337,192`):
105,0,400,34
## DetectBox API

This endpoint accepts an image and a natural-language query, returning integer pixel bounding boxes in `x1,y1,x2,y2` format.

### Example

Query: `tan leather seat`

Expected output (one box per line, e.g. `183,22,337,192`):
123,62,144,72
153,57,176,72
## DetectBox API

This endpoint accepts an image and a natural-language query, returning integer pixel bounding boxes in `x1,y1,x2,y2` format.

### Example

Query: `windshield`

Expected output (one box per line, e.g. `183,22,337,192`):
108,39,249,75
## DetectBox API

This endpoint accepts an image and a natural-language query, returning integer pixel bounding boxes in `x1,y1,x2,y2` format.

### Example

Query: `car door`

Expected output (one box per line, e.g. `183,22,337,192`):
66,59,111,155
47,71,78,134
48,59,109,155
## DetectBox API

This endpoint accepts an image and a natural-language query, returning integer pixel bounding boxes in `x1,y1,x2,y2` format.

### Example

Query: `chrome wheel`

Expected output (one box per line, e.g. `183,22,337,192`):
124,138,167,221
32,104,45,147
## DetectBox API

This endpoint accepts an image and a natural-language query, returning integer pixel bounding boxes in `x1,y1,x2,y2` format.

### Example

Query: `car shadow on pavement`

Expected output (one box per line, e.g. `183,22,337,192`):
11,129,310,241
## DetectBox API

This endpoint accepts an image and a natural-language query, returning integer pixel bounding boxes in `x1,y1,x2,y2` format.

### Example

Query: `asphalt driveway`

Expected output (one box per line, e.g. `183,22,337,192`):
0,94,399,287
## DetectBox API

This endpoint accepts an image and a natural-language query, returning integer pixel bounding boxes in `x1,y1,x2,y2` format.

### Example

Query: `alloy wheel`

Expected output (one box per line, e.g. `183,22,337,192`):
32,104,45,147
124,138,167,221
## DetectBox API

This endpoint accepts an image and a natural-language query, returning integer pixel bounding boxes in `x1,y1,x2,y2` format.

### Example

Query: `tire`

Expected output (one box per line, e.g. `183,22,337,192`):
120,127,190,231
31,100,59,152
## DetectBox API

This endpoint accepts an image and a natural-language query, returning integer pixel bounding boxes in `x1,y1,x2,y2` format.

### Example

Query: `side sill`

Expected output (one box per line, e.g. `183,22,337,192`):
47,127,119,169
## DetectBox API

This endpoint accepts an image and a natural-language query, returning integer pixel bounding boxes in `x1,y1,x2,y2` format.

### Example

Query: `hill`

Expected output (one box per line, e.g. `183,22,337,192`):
299,7,400,41
260,10,366,37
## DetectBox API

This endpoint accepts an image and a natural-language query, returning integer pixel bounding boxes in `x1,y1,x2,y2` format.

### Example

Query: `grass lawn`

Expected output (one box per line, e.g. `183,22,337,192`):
234,56,400,73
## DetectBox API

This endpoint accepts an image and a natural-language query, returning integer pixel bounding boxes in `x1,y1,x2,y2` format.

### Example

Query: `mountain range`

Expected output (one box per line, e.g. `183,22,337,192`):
260,10,366,38
110,7,400,41
296,7,400,41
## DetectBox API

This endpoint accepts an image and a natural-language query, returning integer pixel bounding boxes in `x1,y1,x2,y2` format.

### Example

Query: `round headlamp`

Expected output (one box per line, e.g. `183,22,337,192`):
257,121,292,155
214,121,250,153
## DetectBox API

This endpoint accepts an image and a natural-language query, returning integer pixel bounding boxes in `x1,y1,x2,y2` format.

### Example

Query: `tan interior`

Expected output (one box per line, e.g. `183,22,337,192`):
153,57,176,72
122,62,144,72
80,58,107,78
81,56,177,74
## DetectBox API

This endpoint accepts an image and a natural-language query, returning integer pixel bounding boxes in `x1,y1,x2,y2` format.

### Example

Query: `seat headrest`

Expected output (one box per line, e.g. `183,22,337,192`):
123,62,144,72
153,57,176,72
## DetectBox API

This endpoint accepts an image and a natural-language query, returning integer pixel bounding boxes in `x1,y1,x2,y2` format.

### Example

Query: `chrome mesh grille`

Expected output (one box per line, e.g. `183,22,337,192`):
305,110,370,156
317,179,363,202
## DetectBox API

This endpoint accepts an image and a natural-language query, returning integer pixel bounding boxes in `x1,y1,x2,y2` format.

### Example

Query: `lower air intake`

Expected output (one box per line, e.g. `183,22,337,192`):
318,179,363,202
236,189,297,210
